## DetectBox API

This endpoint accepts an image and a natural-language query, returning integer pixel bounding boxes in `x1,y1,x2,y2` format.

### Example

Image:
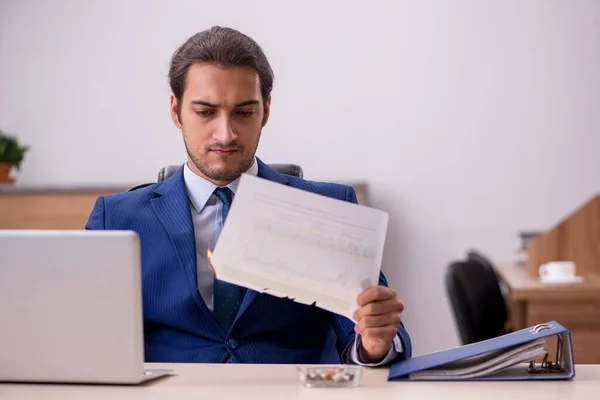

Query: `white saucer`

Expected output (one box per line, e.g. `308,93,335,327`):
539,275,584,284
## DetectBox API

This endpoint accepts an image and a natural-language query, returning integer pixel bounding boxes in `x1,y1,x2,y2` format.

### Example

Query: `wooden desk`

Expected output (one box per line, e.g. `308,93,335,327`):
498,264,600,364
1,363,599,399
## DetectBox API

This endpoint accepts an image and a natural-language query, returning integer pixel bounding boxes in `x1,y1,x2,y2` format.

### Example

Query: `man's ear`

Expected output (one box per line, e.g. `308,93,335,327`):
262,96,271,127
170,94,182,129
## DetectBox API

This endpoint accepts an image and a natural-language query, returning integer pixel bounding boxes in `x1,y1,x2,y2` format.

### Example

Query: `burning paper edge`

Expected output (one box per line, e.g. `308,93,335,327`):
207,249,360,321
207,249,217,278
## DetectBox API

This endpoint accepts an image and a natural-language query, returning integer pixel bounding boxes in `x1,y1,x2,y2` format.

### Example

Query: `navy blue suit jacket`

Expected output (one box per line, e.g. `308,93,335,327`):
85,158,412,364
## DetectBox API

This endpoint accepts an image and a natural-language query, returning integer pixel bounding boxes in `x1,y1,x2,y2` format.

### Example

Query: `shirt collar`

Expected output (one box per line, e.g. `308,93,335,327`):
183,158,259,213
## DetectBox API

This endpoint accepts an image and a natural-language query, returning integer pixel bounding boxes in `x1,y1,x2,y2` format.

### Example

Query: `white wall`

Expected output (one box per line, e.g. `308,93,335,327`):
1,0,599,355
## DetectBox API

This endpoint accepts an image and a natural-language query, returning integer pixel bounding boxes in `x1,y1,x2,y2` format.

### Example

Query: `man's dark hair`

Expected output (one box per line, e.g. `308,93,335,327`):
169,26,274,120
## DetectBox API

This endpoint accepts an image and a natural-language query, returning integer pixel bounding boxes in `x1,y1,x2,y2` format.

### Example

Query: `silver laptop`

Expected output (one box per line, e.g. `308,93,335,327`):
0,230,172,384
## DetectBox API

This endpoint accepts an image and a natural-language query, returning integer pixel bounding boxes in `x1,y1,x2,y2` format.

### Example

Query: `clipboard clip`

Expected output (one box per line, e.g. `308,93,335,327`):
527,332,565,374
529,323,554,334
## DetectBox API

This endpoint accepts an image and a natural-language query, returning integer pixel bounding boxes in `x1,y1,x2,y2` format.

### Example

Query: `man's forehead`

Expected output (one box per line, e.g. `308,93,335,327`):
185,62,261,97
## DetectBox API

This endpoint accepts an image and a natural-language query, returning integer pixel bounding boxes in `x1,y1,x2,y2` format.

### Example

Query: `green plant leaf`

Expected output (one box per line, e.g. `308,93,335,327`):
0,131,29,170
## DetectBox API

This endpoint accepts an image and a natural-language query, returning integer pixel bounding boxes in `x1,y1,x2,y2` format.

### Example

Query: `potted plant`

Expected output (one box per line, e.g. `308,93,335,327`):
0,129,29,183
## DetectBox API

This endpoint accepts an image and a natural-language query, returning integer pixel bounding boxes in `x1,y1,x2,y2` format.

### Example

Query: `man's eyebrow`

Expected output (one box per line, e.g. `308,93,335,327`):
235,99,260,107
190,99,260,108
191,100,219,107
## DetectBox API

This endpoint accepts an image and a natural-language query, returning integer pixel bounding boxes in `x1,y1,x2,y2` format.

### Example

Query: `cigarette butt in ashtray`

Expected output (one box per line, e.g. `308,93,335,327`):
206,249,218,279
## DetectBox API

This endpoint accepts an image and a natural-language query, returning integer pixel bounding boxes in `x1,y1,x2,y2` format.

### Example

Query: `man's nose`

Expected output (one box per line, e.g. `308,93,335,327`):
213,114,237,144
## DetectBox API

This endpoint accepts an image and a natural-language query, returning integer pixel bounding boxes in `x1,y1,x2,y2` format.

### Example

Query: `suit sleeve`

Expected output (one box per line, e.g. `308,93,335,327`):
332,186,413,362
85,196,106,230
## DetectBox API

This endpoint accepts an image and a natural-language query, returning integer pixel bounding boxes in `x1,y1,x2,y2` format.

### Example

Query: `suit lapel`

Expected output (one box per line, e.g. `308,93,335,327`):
233,158,292,322
150,166,213,316
149,160,294,333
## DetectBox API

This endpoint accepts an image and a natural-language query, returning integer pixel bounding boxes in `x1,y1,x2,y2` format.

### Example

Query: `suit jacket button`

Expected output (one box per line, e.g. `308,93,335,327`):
227,338,239,350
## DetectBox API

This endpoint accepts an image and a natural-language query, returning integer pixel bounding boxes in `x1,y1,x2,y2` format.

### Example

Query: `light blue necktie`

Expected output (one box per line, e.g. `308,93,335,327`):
213,187,247,331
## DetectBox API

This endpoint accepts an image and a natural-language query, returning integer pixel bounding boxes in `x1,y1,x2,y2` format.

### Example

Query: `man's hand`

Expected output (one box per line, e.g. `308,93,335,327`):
353,286,404,363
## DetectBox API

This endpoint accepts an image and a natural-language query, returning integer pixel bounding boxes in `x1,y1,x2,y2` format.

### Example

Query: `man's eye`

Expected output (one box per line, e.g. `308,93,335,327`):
236,110,255,117
196,110,215,117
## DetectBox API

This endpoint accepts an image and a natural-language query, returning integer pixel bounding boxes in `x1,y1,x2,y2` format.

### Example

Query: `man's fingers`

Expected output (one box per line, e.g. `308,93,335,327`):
357,286,396,307
354,298,404,320
357,325,398,341
355,313,402,334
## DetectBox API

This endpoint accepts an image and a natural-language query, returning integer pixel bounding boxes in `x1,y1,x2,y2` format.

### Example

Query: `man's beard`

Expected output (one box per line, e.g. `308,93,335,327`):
184,131,260,183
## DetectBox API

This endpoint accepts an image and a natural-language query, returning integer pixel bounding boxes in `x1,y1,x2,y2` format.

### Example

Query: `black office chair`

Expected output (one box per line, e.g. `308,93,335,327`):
129,163,303,191
445,250,510,345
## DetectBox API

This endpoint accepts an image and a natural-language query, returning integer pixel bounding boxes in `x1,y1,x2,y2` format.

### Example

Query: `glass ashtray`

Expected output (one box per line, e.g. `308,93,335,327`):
297,365,363,388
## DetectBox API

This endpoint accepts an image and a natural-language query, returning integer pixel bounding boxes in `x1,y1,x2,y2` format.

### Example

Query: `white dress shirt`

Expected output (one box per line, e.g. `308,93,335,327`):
182,158,402,365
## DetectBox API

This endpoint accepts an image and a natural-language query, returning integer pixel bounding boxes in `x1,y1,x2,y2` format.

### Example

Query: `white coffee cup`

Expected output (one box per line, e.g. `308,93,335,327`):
538,261,576,282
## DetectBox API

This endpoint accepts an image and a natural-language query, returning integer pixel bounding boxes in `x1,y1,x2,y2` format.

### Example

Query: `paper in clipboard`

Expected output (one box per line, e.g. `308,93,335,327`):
388,321,576,381
209,173,388,320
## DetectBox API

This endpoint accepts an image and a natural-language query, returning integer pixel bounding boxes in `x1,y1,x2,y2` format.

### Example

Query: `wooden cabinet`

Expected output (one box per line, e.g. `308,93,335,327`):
0,187,128,230
0,182,370,230
526,194,600,278
498,193,600,364
499,264,600,364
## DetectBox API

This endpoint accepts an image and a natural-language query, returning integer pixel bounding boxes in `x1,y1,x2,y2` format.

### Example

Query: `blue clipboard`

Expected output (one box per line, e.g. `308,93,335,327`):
388,321,575,381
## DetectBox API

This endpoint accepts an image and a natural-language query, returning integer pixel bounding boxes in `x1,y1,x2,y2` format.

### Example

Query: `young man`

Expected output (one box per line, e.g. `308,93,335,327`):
86,26,411,365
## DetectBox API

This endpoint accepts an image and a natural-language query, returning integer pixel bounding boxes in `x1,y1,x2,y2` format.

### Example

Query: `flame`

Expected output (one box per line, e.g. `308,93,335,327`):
206,249,217,277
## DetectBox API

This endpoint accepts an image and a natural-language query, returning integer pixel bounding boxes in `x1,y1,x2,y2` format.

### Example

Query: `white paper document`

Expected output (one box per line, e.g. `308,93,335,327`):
210,174,389,320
